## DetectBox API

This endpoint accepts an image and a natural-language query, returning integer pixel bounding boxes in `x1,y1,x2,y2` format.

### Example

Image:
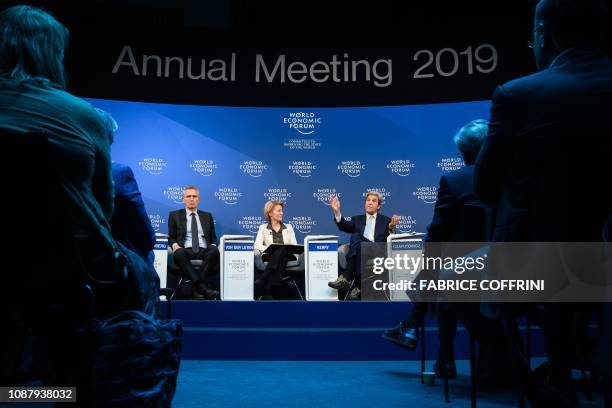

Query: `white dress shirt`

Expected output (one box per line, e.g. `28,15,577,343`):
184,210,207,249
335,212,377,241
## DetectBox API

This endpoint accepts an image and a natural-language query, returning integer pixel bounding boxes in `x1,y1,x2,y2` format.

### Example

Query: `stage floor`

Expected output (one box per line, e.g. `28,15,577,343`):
173,358,604,408
164,300,545,361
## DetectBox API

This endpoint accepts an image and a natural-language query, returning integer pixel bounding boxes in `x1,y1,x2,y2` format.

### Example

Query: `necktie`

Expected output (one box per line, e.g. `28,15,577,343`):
191,213,200,252
364,215,374,241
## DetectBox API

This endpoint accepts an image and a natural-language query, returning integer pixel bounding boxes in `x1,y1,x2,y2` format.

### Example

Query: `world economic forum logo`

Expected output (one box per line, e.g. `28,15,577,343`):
264,188,292,202
214,187,243,205
190,159,218,177
338,160,365,178
437,157,464,172
239,216,266,234
387,159,415,177
240,160,268,178
362,187,391,205
148,214,166,232
396,215,418,233
313,188,341,206
138,157,167,175
163,186,184,204
289,161,317,178
412,186,439,204
283,112,322,135
290,216,318,234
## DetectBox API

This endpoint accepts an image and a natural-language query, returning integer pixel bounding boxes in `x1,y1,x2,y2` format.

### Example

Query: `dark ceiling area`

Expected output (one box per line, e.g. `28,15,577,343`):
3,1,611,48
3,1,612,42
2,1,537,38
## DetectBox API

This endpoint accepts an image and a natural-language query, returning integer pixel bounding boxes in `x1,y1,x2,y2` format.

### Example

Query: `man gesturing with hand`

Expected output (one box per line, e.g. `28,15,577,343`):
328,192,400,299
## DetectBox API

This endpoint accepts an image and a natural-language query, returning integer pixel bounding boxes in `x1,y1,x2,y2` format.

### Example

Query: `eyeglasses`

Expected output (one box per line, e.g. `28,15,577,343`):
528,24,544,49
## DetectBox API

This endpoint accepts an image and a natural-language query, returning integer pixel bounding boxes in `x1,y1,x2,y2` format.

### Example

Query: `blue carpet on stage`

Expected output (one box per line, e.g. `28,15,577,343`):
161,300,545,361
174,360,519,408
173,359,606,408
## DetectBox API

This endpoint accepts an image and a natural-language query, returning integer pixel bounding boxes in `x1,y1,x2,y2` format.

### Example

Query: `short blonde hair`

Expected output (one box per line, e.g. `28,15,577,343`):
364,191,383,205
263,200,284,221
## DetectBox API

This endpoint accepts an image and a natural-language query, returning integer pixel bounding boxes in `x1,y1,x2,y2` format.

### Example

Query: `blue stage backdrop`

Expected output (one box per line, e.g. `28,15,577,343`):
87,98,490,243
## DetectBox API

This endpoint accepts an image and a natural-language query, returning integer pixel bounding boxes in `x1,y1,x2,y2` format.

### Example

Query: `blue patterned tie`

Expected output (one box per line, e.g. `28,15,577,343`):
363,215,374,241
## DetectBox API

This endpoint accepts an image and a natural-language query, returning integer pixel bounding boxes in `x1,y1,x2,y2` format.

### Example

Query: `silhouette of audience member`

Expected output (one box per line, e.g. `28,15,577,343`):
96,108,155,265
382,119,489,380
111,162,156,264
0,5,159,398
475,0,612,404
96,108,157,265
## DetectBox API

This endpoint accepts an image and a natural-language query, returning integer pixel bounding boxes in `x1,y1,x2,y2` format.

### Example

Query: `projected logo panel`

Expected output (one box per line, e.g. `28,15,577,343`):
94,99,490,242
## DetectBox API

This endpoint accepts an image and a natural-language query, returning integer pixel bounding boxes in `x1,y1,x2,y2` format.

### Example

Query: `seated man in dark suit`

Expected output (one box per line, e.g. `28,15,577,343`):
168,185,220,300
328,191,400,299
474,0,612,403
110,162,156,265
95,108,156,265
382,119,489,379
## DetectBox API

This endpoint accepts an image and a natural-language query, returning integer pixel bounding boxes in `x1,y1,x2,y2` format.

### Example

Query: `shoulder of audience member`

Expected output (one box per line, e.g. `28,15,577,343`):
39,84,109,142
111,162,130,175
111,163,135,192
496,69,552,101
448,164,473,180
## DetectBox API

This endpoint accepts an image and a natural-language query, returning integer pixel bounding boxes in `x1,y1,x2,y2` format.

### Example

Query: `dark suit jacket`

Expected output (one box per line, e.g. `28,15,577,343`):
110,163,156,261
423,166,492,320
425,165,489,244
168,209,218,248
475,47,612,242
335,213,392,243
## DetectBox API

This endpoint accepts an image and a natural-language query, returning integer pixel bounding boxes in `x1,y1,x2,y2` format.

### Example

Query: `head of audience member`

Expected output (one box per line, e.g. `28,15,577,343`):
453,119,489,165
264,200,284,225
0,5,69,88
95,108,118,133
364,191,382,216
532,0,608,70
95,108,118,145
183,186,200,212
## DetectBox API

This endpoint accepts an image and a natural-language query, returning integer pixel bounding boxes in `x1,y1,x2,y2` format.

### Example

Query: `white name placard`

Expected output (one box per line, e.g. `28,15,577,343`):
153,233,169,293
305,235,339,301
220,235,255,300
387,233,425,301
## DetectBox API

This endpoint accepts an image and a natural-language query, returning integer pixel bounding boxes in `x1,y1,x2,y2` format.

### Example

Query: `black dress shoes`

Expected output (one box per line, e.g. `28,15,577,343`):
192,291,206,300
254,278,266,290
204,288,219,299
255,278,275,300
524,363,578,408
381,323,418,351
193,282,219,300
